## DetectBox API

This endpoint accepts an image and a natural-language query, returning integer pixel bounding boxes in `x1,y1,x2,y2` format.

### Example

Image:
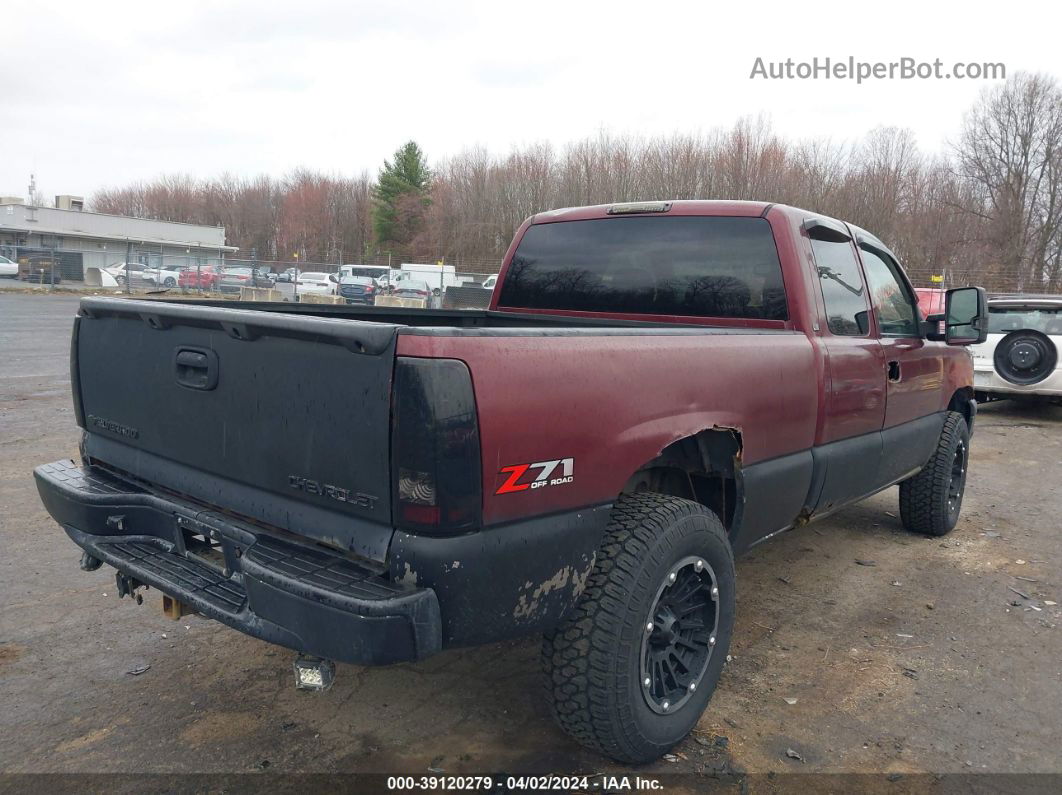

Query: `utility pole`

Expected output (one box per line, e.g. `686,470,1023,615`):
293,252,299,302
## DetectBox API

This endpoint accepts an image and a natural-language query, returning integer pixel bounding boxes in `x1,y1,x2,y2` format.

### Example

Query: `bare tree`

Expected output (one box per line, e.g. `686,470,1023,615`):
954,72,1062,290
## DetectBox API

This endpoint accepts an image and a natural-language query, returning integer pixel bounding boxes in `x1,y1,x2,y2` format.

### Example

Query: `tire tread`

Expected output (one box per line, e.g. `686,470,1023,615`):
542,492,731,762
899,411,968,536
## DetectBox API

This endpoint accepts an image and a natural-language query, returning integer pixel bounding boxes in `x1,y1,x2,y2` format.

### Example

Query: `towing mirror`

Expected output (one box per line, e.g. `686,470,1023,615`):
925,286,987,345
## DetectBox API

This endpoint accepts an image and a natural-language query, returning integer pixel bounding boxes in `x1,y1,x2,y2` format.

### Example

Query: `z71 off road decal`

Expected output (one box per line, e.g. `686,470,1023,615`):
495,458,574,495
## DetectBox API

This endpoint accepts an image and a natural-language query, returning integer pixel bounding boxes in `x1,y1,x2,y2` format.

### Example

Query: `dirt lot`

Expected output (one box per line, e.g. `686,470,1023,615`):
1,293,1060,785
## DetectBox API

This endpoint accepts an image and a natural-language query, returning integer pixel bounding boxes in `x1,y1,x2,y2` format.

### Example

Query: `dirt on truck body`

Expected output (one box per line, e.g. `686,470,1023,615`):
34,200,989,763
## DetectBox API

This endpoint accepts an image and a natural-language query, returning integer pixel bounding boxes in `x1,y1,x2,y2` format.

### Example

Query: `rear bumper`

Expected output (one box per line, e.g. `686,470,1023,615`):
974,366,1062,397
34,459,442,665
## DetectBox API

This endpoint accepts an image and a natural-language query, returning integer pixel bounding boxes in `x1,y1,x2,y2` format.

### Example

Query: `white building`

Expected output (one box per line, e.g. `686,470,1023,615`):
0,196,237,280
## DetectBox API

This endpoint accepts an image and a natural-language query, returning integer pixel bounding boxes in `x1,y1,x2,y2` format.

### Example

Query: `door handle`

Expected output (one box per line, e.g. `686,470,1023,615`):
175,347,219,390
887,360,901,382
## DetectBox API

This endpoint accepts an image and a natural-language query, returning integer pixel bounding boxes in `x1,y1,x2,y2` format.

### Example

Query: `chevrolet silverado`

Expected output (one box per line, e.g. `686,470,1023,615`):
35,200,987,762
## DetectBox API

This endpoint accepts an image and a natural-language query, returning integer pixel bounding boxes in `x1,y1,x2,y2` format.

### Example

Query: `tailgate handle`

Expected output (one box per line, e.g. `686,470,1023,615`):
175,347,219,390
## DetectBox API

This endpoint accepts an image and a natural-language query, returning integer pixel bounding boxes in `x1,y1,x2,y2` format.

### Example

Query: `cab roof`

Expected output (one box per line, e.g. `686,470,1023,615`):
531,200,774,223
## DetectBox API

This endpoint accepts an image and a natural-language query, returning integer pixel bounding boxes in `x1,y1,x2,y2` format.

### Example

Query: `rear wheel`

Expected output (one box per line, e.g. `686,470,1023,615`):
163,277,176,287
542,492,735,763
899,411,970,536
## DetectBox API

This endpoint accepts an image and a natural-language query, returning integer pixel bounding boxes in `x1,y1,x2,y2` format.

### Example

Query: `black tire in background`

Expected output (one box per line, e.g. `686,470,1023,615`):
993,329,1058,385
899,411,970,536
542,492,735,764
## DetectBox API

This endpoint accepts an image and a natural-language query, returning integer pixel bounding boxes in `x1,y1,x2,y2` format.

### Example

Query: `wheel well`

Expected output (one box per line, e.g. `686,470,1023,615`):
621,428,742,531
948,387,975,427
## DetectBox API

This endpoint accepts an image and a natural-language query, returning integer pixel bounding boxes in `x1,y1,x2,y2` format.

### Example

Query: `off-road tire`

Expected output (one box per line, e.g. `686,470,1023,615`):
899,410,970,536
542,492,735,764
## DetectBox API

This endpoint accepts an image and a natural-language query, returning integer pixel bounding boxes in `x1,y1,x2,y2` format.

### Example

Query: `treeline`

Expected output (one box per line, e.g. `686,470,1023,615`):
93,170,375,268
92,72,1062,289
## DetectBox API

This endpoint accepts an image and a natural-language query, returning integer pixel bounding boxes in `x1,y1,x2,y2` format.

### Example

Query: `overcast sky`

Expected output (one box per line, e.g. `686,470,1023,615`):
2,0,1056,201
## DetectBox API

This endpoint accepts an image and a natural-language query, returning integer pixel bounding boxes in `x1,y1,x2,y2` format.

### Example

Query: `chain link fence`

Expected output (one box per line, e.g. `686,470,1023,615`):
0,244,499,310
906,266,1062,295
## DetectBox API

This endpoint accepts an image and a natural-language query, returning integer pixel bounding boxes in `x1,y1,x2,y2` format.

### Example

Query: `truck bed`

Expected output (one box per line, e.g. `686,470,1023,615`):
72,297,803,560
162,298,780,331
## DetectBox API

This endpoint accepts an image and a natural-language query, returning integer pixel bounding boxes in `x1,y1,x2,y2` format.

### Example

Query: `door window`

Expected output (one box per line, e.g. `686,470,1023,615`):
860,247,919,337
810,238,870,335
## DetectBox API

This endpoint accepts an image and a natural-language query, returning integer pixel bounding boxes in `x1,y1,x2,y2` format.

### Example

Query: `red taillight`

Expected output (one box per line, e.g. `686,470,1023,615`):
392,358,482,535
401,504,441,525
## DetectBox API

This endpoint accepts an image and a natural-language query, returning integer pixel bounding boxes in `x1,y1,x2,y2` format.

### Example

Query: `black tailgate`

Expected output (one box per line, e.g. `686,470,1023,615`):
74,298,400,556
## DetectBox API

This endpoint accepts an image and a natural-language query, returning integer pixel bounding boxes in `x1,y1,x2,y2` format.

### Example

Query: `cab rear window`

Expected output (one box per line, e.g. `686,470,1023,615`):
497,216,787,320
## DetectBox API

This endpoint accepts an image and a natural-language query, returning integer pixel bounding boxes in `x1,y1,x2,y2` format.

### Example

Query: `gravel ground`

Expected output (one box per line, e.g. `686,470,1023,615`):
1,293,1060,787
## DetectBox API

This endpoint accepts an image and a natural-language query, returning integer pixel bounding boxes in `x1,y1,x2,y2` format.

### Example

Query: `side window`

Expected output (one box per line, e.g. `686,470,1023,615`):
810,238,870,336
860,247,919,337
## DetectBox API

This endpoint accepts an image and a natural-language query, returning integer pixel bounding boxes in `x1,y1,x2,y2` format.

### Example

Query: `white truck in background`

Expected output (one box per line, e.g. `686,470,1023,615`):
339,265,391,287
394,263,470,296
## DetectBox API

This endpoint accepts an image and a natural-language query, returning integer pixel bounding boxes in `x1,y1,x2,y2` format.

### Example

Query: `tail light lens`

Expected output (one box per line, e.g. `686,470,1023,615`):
391,357,481,535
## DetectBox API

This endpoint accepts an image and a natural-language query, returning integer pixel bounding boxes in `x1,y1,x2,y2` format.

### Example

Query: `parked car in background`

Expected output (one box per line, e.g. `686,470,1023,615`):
914,287,946,318
144,264,185,288
338,276,379,305
294,271,337,297
340,264,389,283
218,267,275,293
481,274,498,290
274,268,296,283
970,295,1062,403
178,265,222,290
103,262,148,283
392,279,431,300
104,262,178,287
102,262,136,279
219,267,255,293
0,255,17,277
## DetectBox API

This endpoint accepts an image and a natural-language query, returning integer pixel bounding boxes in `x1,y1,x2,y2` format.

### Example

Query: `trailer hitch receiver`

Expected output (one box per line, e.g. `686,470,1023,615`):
115,572,146,604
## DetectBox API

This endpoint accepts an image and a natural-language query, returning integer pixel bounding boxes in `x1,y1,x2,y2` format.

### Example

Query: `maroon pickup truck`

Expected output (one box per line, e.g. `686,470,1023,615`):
35,200,987,763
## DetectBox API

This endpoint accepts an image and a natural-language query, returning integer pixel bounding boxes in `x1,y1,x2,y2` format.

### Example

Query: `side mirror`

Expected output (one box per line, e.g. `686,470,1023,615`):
854,310,870,335
925,286,987,345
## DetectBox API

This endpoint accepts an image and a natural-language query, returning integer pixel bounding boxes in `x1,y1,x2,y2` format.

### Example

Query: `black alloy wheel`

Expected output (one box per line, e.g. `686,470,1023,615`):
640,556,719,715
